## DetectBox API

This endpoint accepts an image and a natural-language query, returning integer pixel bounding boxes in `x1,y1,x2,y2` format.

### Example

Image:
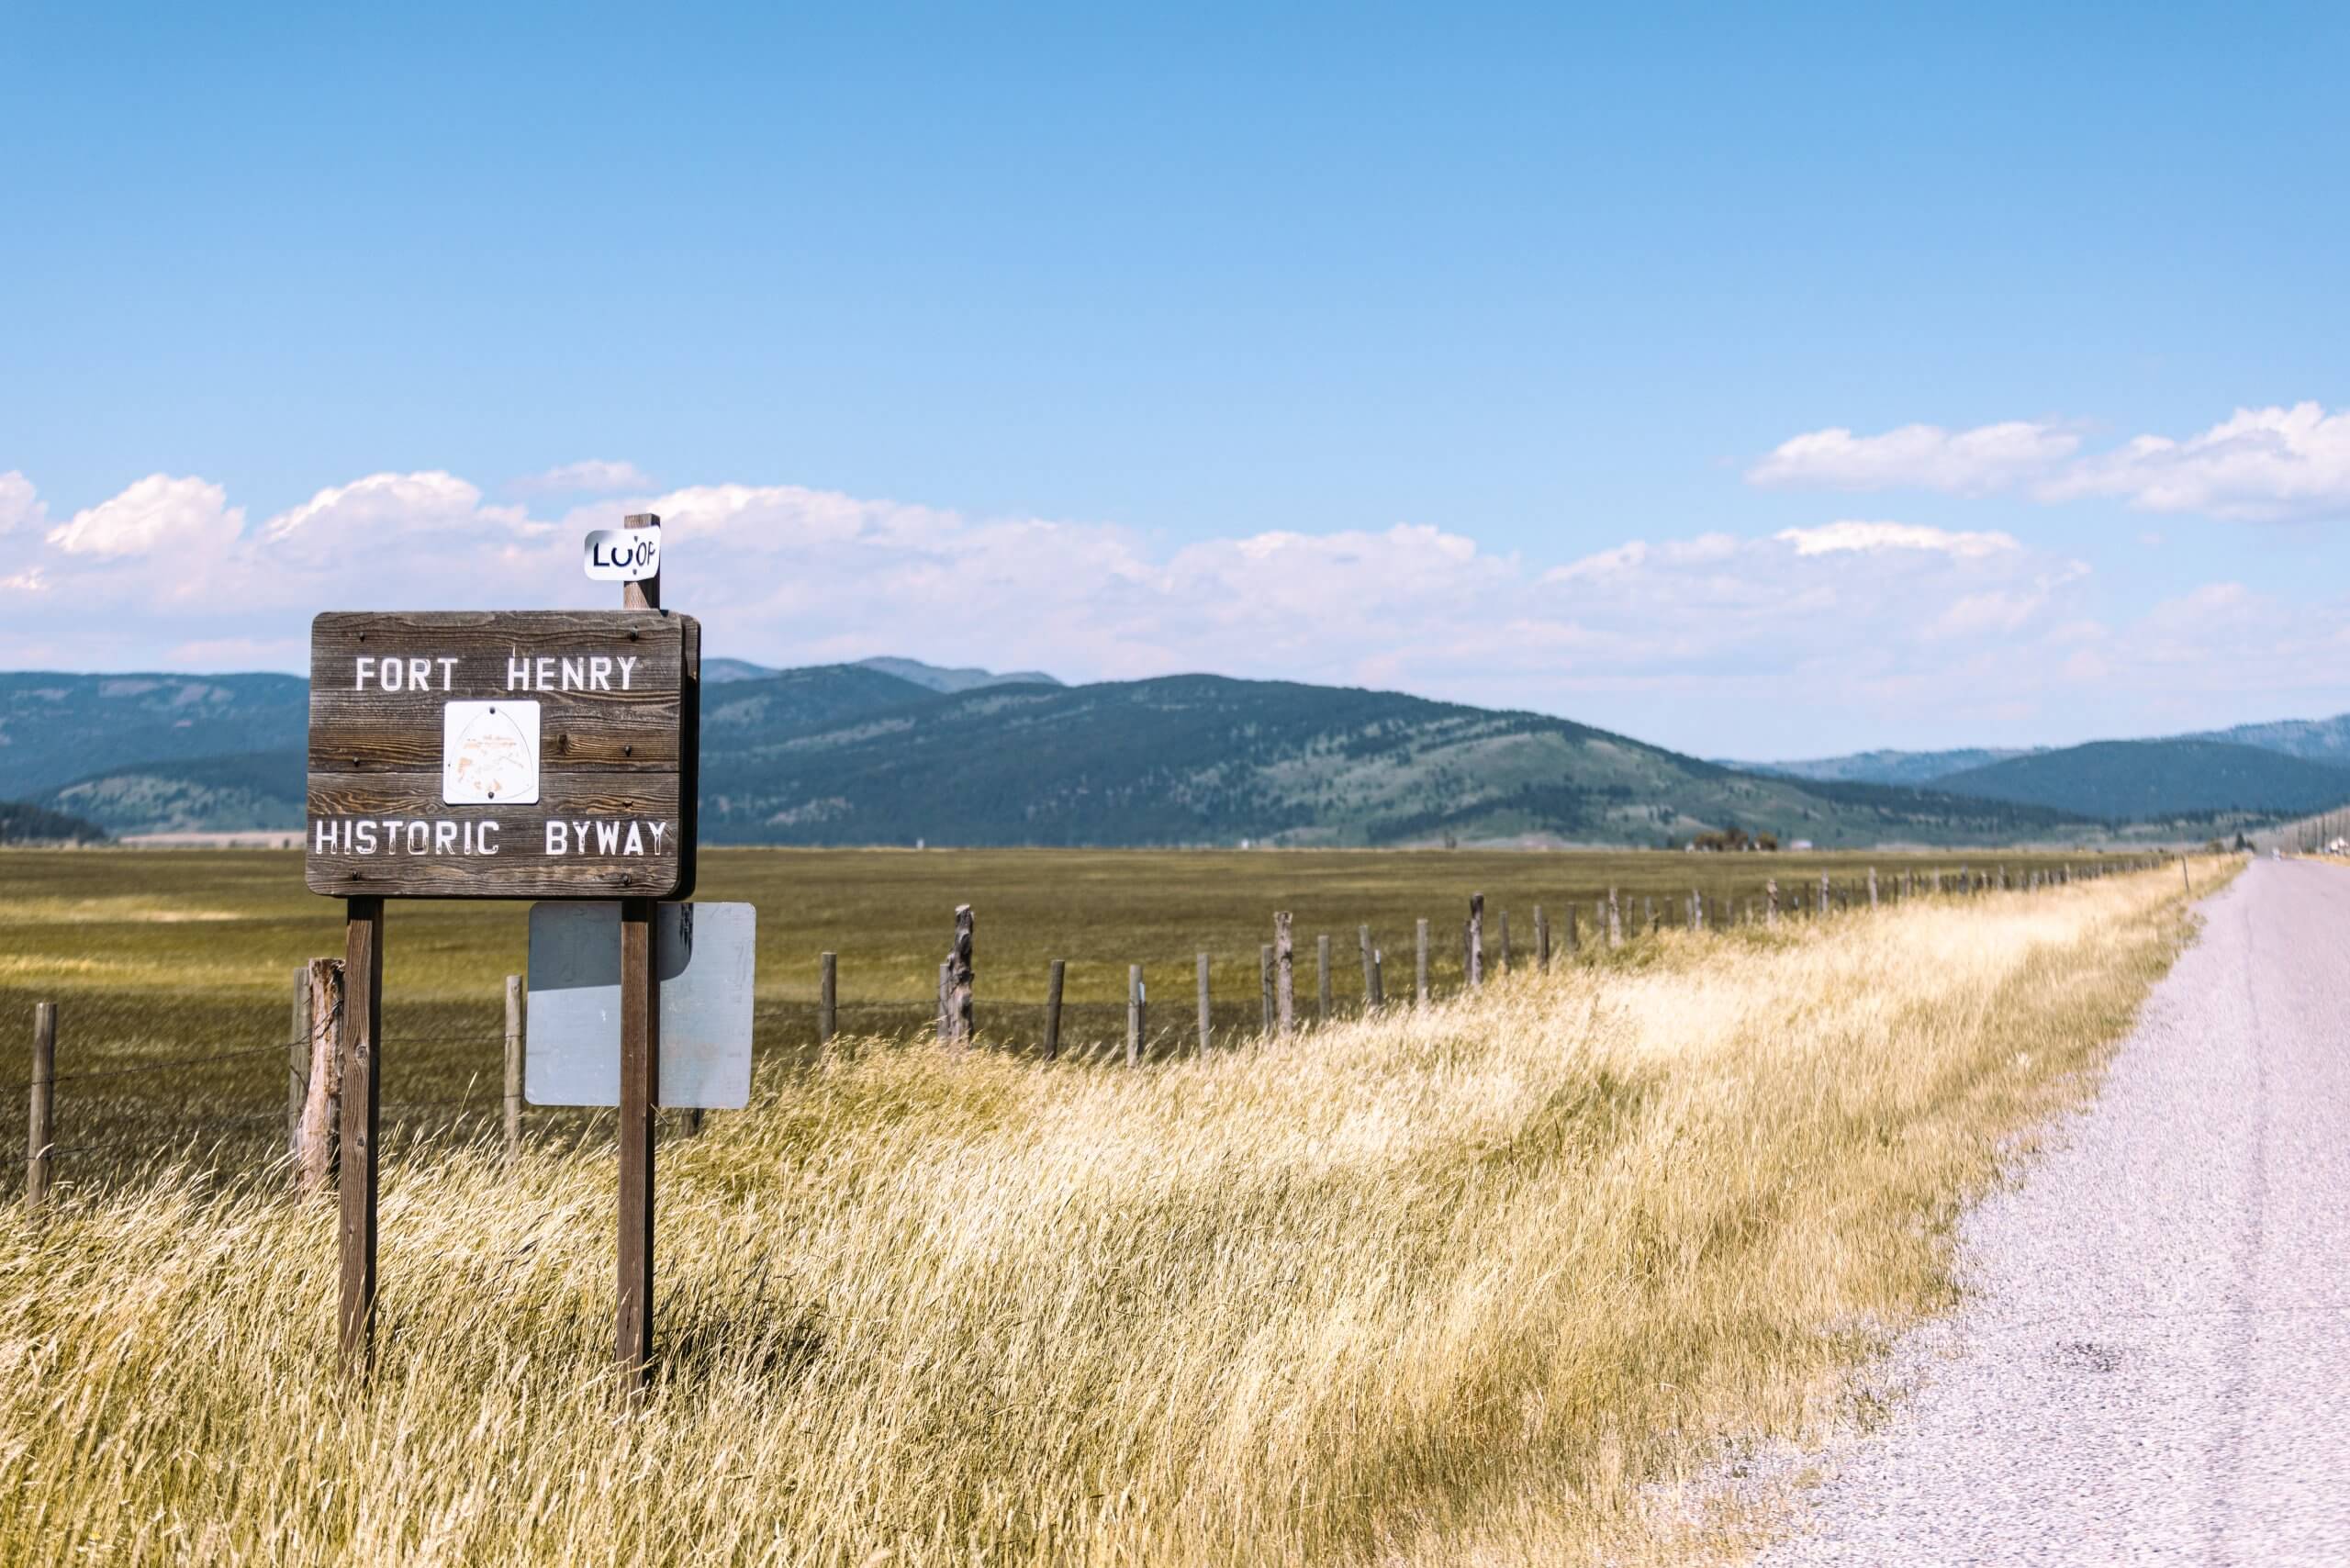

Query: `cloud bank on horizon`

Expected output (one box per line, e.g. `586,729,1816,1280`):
5,403,2349,759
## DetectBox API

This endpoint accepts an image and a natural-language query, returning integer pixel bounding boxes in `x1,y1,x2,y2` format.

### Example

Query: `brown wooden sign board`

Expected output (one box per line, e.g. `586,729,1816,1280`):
306,610,699,901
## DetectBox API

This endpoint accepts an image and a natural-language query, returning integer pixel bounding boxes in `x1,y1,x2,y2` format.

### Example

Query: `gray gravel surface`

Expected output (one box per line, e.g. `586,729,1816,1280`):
1759,858,2350,1566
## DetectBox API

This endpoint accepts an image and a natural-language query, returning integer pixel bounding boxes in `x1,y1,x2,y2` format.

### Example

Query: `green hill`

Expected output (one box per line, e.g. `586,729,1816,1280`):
1933,739,2350,822
23,666,2090,846
38,749,308,836
0,672,308,801
0,800,108,844
696,673,2083,847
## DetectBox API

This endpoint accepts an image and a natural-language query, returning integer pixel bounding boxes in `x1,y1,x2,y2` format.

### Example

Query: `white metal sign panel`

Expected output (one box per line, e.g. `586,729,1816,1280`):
583,525,661,582
525,901,755,1108
441,700,541,804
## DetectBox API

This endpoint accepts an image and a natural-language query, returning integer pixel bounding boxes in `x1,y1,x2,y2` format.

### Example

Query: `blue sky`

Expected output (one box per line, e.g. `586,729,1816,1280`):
4,2,2346,756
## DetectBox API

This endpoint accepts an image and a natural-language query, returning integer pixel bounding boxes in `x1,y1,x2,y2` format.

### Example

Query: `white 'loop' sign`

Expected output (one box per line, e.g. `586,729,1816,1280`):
584,525,661,582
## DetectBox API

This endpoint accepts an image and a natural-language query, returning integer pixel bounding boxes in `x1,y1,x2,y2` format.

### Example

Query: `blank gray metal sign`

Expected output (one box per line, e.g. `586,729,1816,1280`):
526,901,755,1108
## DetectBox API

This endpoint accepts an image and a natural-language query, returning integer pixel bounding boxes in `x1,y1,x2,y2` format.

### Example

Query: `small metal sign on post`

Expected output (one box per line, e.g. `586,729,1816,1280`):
306,511,701,1385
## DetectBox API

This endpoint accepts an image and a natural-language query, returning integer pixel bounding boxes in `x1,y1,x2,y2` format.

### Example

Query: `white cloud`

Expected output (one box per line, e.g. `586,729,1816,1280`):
0,471,47,535
1775,521,2020,559
10,461,2350,753
263,471,527,556
511,459,655,497
2038,402,2350,521
46,475,242,559
1753,403,2350,523
1748,421,2078,494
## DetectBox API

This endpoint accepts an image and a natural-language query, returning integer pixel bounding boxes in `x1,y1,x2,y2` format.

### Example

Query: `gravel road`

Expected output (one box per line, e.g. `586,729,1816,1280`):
1760,858,2350,1565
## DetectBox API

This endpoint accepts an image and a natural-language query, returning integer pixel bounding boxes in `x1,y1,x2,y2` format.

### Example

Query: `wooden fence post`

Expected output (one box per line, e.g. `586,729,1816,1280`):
1195,953,1211,1053
1127,966,1145,1067
1496,909,1511,975
1766,879,1779,927
1358,924,1376,1008
1316,935,1332,1022
1606,888,1622,949
1535,905,1550,971
503,975,522,1162
1416,918,1430,1003
1045,959,1066,1061
1274,913,1295,1036
26,1002,55,1213
287,967,310,1156
1371,949,1384,1007
340,898,384,1374
1868,867,1879,907
1467,895,1483,989
1564,904,1579,954
947,905,975,1046
298,958,344,1194
819,952,837,1044
1644,895,1656,935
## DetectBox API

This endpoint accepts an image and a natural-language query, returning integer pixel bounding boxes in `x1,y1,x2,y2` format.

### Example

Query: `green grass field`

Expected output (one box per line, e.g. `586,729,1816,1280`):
0,845,2143,1189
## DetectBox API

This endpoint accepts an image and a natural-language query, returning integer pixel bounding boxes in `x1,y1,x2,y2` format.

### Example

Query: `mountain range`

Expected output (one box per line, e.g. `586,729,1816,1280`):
4,657,2346,846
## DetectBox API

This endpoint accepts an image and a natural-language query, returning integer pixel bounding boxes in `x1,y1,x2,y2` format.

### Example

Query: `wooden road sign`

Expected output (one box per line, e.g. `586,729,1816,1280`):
305,609,699,901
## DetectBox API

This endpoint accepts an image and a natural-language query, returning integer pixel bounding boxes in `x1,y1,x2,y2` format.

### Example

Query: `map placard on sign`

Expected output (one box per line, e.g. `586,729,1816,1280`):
525,900,755,1108
583,525,662,582
441,700,540,803
305,610,699,900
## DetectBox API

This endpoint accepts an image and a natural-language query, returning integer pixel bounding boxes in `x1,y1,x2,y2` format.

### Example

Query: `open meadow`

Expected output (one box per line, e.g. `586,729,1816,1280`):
0,845,2132,1180
0,847,2221,1564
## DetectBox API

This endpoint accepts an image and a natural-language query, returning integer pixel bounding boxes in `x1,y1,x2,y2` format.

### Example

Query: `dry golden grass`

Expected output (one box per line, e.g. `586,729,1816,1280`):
0,864,2221,1565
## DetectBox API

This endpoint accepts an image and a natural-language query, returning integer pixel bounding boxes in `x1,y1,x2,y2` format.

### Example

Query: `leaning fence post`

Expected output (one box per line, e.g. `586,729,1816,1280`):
1127,966,1145,1067
1194,953,1211,1053
1274,913,1295,1036
1045,958,1067,1061
1467,895,1484,988
1416,918,1430,1003
503,975,523,1162
297,958,343,1194
26,1002,55,1212
819,952,838,1045
288,966,310,1156
946,904,975,1046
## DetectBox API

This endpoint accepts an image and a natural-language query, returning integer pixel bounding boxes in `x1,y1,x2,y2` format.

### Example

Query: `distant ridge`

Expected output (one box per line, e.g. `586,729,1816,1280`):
850,656,1061,693
1729,746,2041,787
1931,739,2350,822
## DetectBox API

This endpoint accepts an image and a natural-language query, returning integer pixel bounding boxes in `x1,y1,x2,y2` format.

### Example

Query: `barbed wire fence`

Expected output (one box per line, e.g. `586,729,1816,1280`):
4,856,2166,1201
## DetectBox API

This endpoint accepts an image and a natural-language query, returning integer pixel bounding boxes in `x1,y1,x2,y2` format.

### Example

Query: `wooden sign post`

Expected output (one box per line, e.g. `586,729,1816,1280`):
308,512,698,1383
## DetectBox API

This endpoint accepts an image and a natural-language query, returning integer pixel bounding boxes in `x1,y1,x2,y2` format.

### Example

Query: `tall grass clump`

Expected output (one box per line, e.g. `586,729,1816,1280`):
0,867,2216,1565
